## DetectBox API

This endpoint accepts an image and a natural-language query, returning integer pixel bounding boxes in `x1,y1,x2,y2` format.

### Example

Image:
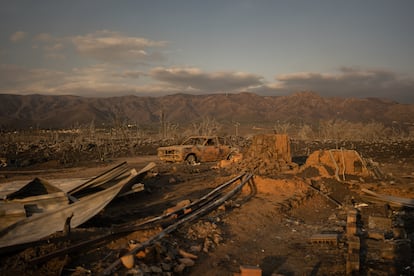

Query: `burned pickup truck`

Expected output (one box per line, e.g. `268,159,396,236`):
157,136,237,165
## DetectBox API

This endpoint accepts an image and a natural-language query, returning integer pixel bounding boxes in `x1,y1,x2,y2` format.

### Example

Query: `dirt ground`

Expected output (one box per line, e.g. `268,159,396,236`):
1,140,414,275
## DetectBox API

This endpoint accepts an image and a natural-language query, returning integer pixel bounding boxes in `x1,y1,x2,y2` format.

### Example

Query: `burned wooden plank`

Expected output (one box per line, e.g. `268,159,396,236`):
28,173,247,266
361,188,414,208
102,173,253,275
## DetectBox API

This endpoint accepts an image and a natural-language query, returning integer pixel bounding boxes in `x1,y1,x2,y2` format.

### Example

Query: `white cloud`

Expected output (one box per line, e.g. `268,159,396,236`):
71,30,167,64
33,33,54,42
0,63,263,97
51,65,179,96
2,60,413,102
112,70,145,79
150,67,263,92
44,43,64,51
44,53,66,60
0,64,65,94
0,63,157,97
10,31,27,42
31,33,66,60
252,67,414,103
9,30,166,65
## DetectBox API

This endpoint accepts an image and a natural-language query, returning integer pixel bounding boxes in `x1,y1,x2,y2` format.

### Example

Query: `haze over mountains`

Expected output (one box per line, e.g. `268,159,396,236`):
0,92,413,130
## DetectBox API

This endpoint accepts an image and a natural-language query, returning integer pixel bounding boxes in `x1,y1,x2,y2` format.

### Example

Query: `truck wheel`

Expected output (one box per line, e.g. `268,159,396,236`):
186,154,197,165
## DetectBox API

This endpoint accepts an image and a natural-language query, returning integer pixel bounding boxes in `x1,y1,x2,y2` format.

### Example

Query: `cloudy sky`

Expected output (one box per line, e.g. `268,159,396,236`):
1,0,413,103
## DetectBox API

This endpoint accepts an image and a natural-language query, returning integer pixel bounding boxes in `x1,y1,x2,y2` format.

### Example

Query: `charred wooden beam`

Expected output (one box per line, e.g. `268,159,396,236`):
28,173,248,266
101,173,253,275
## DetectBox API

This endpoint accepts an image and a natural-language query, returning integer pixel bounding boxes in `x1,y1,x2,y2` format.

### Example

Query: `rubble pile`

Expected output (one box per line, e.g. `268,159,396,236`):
1,135,414,275
186,221,223,253
227,134,296,175
300,149,371,180
341,206,414,275
119,239,200,274
117,220,224,274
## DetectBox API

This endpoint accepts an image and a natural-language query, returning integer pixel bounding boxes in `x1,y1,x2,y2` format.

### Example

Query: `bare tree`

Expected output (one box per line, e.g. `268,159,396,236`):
189,117,222,136
273,121,292,134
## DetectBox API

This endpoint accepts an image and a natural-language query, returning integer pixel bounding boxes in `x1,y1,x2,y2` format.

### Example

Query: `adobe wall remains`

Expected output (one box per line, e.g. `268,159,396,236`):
225,134,295,175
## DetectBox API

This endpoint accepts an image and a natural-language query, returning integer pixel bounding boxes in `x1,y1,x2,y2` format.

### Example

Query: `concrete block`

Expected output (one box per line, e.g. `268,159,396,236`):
347,222,357,236
346,253,360,274
382,239,412,262
368,216,392,231
392,227,407,239
347,235,360,252
367,230,384,240
310,233,338,245
347,209,358,224
240,265,262,276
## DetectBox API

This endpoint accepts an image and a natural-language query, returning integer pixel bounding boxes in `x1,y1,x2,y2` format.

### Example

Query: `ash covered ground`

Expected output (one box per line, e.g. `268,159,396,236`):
1,137,414,275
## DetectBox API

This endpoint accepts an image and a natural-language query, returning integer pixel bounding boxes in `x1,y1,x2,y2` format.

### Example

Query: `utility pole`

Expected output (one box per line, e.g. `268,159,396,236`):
160,109,166,139
233,121,240,136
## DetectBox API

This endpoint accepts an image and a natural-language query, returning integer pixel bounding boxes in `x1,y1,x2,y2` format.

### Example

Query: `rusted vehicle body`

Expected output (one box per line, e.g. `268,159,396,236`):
157,136,236,164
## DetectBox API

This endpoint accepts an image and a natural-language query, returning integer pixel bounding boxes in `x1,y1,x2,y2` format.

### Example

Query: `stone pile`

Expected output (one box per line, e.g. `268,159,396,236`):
186,221,223,253
121,240,200,275
120,220,224,275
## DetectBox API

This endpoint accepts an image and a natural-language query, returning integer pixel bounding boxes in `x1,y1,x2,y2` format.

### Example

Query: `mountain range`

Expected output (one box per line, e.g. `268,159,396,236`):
1,92,413,131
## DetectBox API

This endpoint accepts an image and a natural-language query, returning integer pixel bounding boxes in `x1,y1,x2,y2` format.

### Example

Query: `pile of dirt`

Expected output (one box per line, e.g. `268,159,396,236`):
247,176,314,213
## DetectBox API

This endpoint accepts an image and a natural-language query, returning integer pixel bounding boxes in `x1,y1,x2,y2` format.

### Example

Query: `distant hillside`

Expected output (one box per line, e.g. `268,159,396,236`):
0,92,413,131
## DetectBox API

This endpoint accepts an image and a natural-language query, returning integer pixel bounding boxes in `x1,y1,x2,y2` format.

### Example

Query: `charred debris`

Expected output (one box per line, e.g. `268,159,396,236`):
0,134,413,275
